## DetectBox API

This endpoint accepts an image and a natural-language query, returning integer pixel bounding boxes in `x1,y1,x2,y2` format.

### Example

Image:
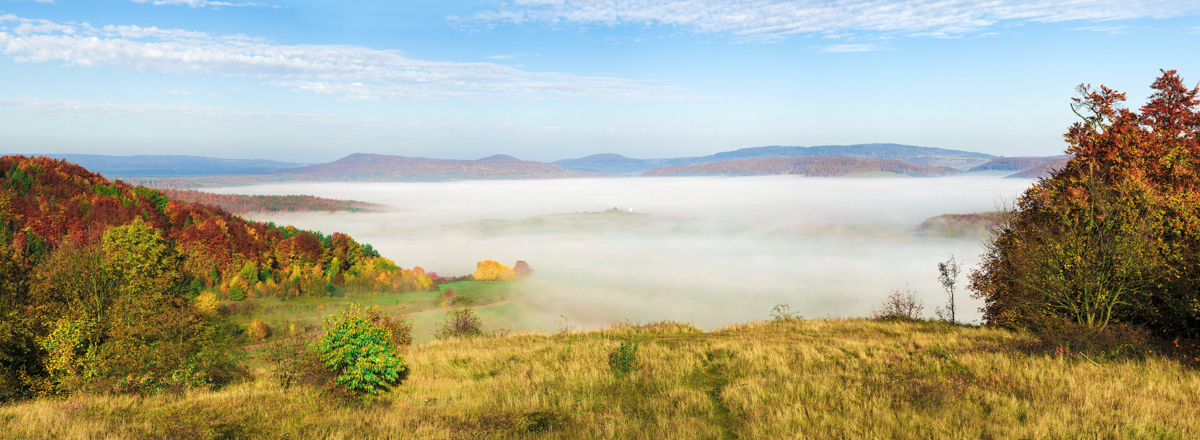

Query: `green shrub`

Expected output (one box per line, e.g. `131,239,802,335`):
312,304,407,395
435,307,485,339
608,340,640,379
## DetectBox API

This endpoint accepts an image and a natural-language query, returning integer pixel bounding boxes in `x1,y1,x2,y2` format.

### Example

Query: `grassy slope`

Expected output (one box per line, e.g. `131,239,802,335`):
3,319,1197,439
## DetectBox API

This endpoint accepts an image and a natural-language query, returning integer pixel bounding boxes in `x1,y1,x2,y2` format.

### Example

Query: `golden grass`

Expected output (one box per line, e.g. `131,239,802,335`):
2,319,1198,439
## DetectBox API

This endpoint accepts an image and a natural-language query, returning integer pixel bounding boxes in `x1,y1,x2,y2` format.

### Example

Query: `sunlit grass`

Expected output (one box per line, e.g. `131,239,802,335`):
3,318,1197,439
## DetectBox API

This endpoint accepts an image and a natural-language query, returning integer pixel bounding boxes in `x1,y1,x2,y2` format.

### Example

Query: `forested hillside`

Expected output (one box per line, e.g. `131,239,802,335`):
0,155,435,400
642,156,959,177
160,190,379,214
0,156,431,299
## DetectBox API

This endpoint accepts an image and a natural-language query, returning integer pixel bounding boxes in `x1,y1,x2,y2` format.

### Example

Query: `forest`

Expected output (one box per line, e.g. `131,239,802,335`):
0,156,435,400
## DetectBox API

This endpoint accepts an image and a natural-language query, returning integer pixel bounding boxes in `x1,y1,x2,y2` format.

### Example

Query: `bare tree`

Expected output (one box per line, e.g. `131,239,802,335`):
936,255,961,323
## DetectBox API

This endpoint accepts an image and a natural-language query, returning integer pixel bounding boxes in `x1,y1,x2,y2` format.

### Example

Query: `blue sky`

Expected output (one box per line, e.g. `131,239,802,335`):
1,0,1198,163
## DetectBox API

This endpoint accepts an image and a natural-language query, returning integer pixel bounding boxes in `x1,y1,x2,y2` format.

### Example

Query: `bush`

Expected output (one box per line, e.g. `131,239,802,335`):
435,307,485,339
312,304,408,395
608,340,640,379
363,307,413,349
770,304,803,322
262,335,334,389
870,286,924,321
248,319,271,341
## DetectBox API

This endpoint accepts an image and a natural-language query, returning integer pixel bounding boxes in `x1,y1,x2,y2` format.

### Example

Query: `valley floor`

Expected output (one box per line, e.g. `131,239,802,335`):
2,319,1197,439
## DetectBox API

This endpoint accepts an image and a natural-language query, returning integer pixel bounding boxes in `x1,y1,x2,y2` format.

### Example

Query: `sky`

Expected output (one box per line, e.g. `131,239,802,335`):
1,0,1198,163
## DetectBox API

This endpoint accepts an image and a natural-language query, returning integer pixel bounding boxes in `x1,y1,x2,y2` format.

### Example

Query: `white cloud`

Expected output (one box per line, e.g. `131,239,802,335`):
0,15,692,101
464,0,1200,40
166,89,194,95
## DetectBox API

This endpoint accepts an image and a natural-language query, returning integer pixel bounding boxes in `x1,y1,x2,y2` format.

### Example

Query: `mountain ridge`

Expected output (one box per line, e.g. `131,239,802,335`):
642,156,961,177
554,143,996,175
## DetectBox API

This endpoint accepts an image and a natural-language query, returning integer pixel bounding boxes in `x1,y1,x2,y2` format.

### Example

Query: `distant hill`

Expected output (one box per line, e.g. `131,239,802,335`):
160,190,380,214
967,156,1070,173
552,154,672,176
916,212,1005,239
642,156,960,177
276,153,607,181
554,143,994,175
37,154,308,176
1007,157,1071,179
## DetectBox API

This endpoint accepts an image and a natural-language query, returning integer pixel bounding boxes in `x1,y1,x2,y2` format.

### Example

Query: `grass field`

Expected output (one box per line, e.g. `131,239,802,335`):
230,281,525,348
3,318,1197,439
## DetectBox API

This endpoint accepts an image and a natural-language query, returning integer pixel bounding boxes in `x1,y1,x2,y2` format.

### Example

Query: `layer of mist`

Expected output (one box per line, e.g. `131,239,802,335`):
207,176,1035,333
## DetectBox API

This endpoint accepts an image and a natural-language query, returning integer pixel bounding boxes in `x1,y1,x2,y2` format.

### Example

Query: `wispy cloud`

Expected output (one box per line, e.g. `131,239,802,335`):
166,89,193,95
463,0,1200,41
486,52,539,60
1067,25,1130,33
0,14,694,101
130,0,272,8
815,43,888,53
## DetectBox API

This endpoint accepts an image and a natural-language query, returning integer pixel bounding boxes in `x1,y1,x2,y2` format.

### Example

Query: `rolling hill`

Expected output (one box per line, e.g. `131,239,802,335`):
555,143,995,175
641,156,960,177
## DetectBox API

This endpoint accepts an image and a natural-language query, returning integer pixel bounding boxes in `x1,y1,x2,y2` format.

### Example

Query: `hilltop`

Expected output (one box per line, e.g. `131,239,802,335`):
642,156,960,177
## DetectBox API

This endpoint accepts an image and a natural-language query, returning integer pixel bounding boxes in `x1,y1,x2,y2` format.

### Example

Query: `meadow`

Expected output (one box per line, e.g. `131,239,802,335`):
230,280,526,346
2,318,1196,439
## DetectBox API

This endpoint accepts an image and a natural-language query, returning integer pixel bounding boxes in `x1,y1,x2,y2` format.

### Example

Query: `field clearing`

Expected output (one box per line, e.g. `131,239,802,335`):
4,319,1197,439
230,281,525,347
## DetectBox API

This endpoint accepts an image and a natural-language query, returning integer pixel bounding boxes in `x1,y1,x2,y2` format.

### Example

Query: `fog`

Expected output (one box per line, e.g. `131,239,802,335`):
208,176,1035,332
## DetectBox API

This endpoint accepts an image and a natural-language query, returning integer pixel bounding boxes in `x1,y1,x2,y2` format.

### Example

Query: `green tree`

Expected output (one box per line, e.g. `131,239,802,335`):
313,304,407,395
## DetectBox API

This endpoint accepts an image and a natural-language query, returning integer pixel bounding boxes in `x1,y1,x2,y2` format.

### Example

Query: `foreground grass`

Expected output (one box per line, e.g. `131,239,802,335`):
3,319,1198,439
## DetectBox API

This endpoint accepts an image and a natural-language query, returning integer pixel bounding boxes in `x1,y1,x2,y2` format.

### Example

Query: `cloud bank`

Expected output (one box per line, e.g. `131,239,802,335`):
465,0,1200,40
0,14,691,101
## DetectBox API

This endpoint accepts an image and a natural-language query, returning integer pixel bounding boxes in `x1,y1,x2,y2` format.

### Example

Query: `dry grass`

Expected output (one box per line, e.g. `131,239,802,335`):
2,319,1198,439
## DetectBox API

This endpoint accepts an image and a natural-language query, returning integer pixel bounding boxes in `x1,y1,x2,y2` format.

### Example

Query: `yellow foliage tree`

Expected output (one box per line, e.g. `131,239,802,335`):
473,260,515,281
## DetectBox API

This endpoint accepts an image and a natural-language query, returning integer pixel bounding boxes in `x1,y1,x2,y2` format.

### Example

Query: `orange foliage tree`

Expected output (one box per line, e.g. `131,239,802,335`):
473,260,515,281
971,70,1200,338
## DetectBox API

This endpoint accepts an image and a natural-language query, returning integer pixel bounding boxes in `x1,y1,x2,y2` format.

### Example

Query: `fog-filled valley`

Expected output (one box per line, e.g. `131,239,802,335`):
208,176,1036,333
